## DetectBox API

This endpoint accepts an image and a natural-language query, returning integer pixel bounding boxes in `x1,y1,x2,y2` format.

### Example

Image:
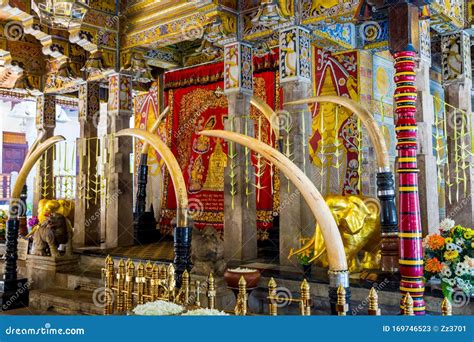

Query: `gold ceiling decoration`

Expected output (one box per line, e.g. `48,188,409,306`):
251,0,288,27
32,0,89,30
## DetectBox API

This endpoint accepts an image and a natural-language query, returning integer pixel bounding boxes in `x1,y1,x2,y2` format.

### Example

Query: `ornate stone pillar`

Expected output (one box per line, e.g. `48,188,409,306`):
388,3,425,315
441,30,474,227
278,26,314,266
32,94,56,215
416,19,440,235
73,81,101,248
223,41,257,262
104,73,134,248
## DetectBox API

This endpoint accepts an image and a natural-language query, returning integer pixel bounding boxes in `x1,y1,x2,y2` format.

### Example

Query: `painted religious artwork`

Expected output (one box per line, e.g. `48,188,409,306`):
441,31,471,83
372,54,395,105
312,48,360,195
159,63,280,237
279,26,311,83
224,43,253,94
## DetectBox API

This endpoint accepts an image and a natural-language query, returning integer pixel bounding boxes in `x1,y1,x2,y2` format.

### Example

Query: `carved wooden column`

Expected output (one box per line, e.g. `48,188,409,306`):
441,31,474,227
73,81,101,248
278,26,315,267
388,2,425,315
223,41,257,262
32,94,56,214
104,73,134,248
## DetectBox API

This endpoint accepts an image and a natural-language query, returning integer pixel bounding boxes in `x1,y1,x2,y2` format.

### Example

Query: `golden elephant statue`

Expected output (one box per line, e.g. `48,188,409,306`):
289,195,381,273
38,199,75,224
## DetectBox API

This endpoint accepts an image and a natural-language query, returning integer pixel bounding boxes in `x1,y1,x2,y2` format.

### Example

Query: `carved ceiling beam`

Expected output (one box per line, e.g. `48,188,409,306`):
0,0,67,65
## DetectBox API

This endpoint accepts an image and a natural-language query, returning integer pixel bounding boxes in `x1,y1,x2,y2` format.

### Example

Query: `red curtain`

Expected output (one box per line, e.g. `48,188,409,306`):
160,63,280,235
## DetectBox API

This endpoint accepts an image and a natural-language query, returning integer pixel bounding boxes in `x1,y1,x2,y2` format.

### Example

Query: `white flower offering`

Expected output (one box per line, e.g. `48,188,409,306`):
182,308,228,316
132,300,184,316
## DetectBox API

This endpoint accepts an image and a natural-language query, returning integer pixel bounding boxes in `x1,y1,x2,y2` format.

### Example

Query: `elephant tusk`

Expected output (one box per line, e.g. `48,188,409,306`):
250,96,280,140
140,106,170,154
116,128,188,227
12,135,65,199
199,129,348,272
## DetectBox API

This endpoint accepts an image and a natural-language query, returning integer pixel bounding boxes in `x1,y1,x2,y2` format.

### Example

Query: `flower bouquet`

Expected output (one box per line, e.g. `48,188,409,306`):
423,218,473,301
0,209,8,243
181,308,228,316
28,216,39,232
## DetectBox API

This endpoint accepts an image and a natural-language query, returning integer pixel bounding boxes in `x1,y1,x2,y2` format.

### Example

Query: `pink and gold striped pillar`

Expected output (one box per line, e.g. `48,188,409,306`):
393,51,425,315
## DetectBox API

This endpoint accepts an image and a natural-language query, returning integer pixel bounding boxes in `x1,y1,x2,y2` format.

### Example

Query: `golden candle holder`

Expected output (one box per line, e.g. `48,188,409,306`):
266,278,311,316
102,256,182,314
336,284,348,316
207,273,216,310
402,293,414,316
368,287,381,316
234,276,248,316
441,297,452,316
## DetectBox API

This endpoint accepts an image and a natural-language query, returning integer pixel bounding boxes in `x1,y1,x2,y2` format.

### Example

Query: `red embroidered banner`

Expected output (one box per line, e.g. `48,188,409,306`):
311,47,360,195
159,64,280,236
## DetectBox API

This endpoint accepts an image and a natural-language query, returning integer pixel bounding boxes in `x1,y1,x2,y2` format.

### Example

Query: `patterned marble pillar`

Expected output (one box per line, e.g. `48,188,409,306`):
104,73,134,248
73,81,101,248
416,19,440,235
389,3,425,315
278,26,314,266
222,42,257,262
441,30,474,228
32,94,56,215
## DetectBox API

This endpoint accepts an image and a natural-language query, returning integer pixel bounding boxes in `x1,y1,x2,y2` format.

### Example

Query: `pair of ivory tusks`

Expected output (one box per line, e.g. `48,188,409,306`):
116,128,188,227
199,129,348,272
285,96,390,170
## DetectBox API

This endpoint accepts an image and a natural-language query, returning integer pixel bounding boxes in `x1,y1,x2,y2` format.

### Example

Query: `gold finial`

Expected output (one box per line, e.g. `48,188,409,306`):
300,279,311,316
368,287,381,316
235,276,248,315
336,284,348,316
116,259,126,312
151,264,159,300
441,297,452,316
136,262,145,305
239,275,247,287
268,277,277,316
207,273,216,309
402,293,414,316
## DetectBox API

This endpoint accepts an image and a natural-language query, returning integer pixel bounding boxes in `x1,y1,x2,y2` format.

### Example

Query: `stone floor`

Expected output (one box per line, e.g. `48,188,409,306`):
0,242,472,316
